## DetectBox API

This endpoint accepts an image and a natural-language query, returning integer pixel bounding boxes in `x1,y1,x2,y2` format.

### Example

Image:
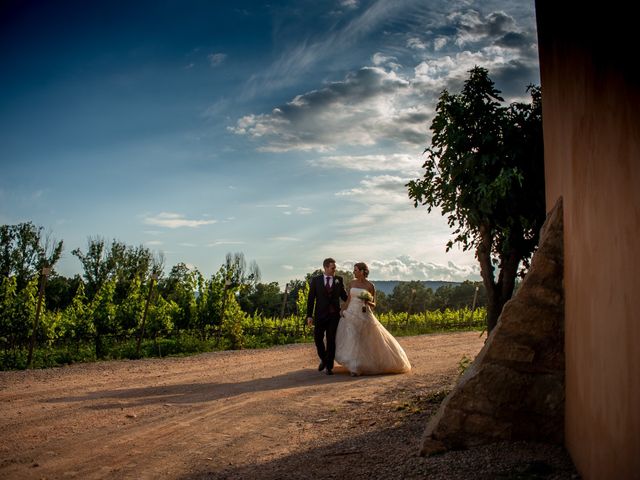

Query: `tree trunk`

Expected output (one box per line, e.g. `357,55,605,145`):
498,249,520,306
477,225,499,333
477,226,522,333
95,333,104,359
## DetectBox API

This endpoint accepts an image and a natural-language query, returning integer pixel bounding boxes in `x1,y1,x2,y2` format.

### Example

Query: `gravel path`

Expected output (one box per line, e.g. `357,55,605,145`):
0,332,578,479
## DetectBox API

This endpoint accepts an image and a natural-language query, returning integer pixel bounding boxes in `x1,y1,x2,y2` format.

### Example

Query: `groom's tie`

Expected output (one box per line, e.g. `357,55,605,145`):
325,276,331,290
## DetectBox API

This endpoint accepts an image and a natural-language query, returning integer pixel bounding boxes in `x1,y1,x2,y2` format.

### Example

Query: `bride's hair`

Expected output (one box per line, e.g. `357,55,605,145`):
354,262,369,277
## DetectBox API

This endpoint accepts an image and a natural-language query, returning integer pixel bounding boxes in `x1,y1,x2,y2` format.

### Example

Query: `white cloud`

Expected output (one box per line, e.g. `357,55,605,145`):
144,212,217,229
433,37,448,51
207,240,246,246
230,66,422,152
309,153,420,175
231,6,538,155
341,255,480,282
407,37,427,50
336,175,411,205
372,52,400,70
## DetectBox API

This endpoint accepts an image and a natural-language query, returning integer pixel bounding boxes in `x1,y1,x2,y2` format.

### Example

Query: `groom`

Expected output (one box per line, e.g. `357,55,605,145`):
306,258,348,375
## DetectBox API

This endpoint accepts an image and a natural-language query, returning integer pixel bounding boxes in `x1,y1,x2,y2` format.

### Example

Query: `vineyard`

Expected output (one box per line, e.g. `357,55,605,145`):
1,224,487,371
0,271,485,370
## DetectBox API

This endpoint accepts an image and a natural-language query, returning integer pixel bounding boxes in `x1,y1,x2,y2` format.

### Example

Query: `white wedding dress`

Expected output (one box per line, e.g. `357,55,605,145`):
335,287,411,375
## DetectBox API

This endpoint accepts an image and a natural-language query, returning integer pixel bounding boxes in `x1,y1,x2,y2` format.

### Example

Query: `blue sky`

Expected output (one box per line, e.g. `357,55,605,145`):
0,0,540,287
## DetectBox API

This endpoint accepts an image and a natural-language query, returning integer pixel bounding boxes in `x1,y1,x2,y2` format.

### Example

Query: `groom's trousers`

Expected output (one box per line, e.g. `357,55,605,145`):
314,314,340,370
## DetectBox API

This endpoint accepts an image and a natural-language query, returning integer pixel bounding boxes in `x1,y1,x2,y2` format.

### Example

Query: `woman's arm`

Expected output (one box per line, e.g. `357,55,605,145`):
367,283,376,309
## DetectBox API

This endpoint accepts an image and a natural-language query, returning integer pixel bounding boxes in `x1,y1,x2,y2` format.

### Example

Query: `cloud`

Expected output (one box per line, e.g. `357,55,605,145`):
256,204,309,215
340,0,359,9
208,52,227,67
309,153,420,175
207,240,246,246
144,212,217,229
230,66,421,152
342,255,480,281
372,52,400,70
231,6,538,155
244,0,429,95
496,31,529,49
407,37,427,50
412,45,538,98
336,175,410,205
433,37,448,51
270,236,301,242
449,10,516,47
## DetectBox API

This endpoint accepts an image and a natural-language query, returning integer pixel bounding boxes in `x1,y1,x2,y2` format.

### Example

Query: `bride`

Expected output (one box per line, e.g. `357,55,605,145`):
335,262,411,376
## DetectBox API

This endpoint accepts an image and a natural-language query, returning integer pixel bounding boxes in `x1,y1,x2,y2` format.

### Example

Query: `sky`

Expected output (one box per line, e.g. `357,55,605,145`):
0,0,540,287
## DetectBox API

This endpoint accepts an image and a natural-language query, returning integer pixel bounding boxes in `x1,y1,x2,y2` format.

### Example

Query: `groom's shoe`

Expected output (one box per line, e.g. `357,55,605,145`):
318,361,325,372
326,369,333,375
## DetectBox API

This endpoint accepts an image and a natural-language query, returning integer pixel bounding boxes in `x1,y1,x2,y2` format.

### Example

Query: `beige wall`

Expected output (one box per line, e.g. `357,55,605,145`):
536,3,640,478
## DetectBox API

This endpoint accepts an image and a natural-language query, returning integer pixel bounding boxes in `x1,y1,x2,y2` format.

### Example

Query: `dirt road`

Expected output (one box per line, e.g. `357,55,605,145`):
0,332,576,479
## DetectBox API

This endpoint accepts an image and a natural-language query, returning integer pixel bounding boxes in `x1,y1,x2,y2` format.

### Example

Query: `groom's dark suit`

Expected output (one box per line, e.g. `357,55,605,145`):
307,275,348,372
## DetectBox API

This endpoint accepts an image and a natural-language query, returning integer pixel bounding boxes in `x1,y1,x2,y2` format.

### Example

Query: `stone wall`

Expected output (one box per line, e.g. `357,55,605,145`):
421,198,564,456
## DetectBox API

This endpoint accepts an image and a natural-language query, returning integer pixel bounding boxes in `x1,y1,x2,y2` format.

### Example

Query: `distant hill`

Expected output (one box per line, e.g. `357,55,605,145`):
370,280,461,295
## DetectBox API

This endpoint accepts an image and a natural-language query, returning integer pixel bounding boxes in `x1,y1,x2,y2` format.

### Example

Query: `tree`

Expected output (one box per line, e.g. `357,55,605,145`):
45,274,83,311
286,279,308,316
72,238,163,302
90,279,117,358
237,281,282,317
295,281,309,320
71,237,117,300
407,66,545,333
222,252,260,291
194,270,220,339
158,263,198,331
387,281,433,313
432,281,486,311
374,290,390,313
0,222,63,290
61,283,94,348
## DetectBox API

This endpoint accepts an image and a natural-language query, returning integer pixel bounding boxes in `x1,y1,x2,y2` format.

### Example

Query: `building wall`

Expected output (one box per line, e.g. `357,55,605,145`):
536,3,640,478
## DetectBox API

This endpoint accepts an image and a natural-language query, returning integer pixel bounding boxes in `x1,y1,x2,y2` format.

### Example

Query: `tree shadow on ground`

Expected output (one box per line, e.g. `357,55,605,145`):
43,366,370,409
176,395,579,480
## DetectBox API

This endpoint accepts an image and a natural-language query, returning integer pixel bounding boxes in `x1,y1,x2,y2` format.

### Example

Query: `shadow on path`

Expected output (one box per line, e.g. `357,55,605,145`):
44,367,376,409
176,402,579,480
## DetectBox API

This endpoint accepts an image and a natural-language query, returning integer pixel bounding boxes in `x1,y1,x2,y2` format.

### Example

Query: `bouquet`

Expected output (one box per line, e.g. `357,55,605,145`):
357,290,374,312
